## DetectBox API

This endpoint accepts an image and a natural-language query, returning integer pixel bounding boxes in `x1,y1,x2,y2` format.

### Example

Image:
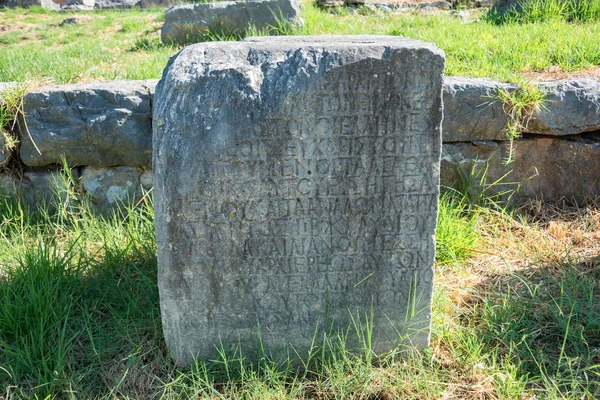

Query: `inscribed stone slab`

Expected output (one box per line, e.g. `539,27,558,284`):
153,36,445,366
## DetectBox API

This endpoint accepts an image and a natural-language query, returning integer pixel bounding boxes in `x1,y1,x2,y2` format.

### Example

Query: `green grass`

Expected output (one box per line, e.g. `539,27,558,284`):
488,0,600,24
1,3,599,84
0,7,175,83
0,167,598,398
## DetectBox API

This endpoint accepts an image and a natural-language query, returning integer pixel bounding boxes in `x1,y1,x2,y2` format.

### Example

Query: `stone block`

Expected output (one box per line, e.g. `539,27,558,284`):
442,76,515,142
81,166,152,211
154,36,445,365
161,0,302,45
441,133,600,203
527,78,600,136
20,80,157,168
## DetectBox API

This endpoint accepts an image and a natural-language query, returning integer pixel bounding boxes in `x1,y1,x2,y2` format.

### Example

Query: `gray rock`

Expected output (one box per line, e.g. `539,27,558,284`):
443,76,515,142
0,174,15,197
0,169,80,206
154,36,445,365
418,1,450,10
81,166,152,211
4,0,94,9
316,0,344,7
161,0,302,45
0,134,10,169
527,78,600,136
20,80,157,168
441,133,600,203
492,0,518,9
4,0,60,9
94,0,136,8
472,139,499,149
62,0,95,9
137,0,177,9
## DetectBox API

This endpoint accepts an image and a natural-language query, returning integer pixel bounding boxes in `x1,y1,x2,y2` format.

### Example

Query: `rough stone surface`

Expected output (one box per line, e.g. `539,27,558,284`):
0,169,80,205
4,0,94,9
0,136,8,169
418,1,450,9
527,79,600,136
154,36,445,365
161,0,302,45
81,166,152,211
441,133,600,202
316,0,344,7
20,80,157,168
94,0,136,8
442,76,515,142
138,0,176,8
492,0,518,9
4,0,59,9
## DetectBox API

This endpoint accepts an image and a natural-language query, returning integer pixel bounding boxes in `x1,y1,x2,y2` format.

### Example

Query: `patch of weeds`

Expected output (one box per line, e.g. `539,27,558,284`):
0,84,27,167
118,19,140,33
130,37,164,52
0,160,161,397
450,155,522,211
0,241,85,397
436,192,480,265
474,259,600,397
18,5,52,14
0,31,20,45
495,81,546,164
330,5,350,16
168,25,243,44
355,5,378,16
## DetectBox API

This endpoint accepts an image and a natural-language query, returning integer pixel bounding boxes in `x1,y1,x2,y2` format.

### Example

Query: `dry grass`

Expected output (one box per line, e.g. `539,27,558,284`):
524,66,600,82
437,198,600,309
430,198,600,399
470,198,599,276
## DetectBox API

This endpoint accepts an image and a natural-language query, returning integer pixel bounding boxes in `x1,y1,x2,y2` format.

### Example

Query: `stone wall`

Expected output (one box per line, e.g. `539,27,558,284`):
1,76,598,211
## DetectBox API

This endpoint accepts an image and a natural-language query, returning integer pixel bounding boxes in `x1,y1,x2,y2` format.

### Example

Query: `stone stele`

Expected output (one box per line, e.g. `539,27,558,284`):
153,36,445,366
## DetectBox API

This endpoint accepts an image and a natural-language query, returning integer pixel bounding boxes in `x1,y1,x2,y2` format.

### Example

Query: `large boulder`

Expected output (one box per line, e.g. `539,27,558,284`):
161,0,302,45
20,80,157,168
526,78,600,136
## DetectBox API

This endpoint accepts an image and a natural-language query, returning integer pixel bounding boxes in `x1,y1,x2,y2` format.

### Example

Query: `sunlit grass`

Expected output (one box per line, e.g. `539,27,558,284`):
0,166,598,398
0,3,599,83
